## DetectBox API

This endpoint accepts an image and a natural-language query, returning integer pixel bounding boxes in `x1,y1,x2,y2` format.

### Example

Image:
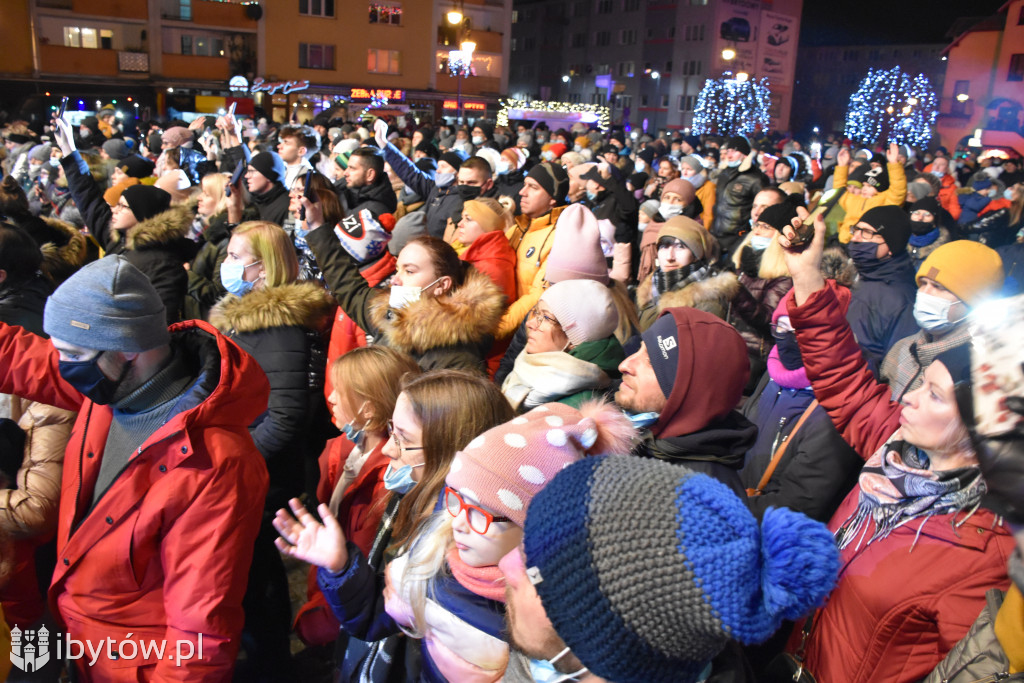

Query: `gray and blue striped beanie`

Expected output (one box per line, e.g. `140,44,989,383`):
523,456,839,683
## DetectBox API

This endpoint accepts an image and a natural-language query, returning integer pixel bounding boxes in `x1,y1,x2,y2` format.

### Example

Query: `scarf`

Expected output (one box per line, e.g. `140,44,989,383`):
501,351,610,410
650,262,711,304
834,437,985,551
447,548,506,603
766,345,809,389
908,227,941,247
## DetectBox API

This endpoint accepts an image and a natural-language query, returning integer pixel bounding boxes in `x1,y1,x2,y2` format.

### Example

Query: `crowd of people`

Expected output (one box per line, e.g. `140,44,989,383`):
0,103,1023,683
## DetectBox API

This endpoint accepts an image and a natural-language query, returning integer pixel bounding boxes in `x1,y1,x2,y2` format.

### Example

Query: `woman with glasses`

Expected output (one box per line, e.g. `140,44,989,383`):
274,369,514,682
634,215,735,330
501,279,624,412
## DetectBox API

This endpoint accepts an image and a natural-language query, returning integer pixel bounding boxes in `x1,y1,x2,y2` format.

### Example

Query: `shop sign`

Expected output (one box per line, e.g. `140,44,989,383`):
229,75,249,92
250,78,311,95
443,100,485,110
350,88,405,101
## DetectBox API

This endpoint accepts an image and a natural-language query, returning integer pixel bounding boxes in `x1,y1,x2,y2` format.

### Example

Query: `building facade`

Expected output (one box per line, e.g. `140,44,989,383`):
791,43,947,138
508,0,802,134
936,0,1024,156
0,0,511,125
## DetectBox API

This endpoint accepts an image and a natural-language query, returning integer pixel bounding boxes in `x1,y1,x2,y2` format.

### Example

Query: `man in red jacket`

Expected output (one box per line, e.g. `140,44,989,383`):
0,255,269,682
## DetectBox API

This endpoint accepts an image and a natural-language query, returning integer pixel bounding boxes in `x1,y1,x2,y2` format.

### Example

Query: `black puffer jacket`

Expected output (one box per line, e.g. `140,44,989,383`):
61,150,196,322
209,282,334,510
250,183,291,227
711,161,768,239
0,276,53,337
495,168,525,214
740,373,862,522
339,177,398,219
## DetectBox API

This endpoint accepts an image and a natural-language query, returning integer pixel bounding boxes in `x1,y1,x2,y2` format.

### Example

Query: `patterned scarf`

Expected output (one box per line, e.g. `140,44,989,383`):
447,548,506,603
650,262,711,304
835,438,985,551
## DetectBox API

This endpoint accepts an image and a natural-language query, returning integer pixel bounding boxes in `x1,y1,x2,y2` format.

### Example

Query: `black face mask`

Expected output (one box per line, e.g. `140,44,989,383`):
455,184,482,201
775,333,804,370
58,351,132,405
909,219,936,236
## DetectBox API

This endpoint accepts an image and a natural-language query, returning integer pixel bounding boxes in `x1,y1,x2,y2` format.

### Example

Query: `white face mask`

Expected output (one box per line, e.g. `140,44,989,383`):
659,203,683,219
388,276,441,309
529,647,589,683
913,289,964,334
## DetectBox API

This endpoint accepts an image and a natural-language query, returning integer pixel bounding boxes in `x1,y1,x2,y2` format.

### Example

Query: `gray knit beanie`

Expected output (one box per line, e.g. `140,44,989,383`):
43,256,170,352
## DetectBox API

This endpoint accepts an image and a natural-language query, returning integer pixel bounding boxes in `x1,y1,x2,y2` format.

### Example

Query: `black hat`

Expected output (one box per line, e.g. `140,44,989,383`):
527,161,569,204
758,199,800,232
909,196,942,218
118,155,155,179
580,165,610,188
598,144,618,156
439,151,464,171
860,205,911,254
248,150,287,184
122,185,171,222
724,136,751,156
415,140,439,159
638,147,658,166
864,165,890,192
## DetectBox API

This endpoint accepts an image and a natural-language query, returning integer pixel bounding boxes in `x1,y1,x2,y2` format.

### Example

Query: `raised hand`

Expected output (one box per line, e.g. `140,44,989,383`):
778,207,827,306
273,498,349,573
885,142,899,165
374,118,389,150
52,117,77,156
836,147,850,167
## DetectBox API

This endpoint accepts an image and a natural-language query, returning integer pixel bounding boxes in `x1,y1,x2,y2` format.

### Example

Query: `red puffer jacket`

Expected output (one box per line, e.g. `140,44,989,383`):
0,320,269,682
785,283,1015,683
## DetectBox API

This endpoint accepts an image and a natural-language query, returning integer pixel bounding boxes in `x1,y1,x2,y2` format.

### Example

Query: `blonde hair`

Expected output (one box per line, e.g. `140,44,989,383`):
388,370,515,554
393,511,455,638
201,172,230,219
609,280,641,343
232,221,299,287
730,231,791,280
330,347,421,434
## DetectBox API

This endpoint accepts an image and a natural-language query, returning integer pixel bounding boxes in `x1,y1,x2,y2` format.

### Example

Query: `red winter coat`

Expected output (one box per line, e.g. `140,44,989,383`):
294,436,390,646
323,251,397,404
461,231,516,377
785,283,1014,683
0,320,270,682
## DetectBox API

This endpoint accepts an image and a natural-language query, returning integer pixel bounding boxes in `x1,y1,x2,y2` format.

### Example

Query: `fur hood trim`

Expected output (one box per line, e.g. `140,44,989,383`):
656,271,741,317
39,217,89,283
208,281,335,334
820,247,857,288
122,204,192,249
368,266,505,354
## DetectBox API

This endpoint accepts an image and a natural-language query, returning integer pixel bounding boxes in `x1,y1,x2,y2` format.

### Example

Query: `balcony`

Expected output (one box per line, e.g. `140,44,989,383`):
438,29,503,55
436,73,501,96
71,0,148,19
118,50,149,73
161,53,230,80
39,44,119,77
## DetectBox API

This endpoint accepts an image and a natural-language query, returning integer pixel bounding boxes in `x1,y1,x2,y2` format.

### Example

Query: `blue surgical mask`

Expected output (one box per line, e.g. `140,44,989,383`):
435,171,455,188
220,260,262,297
472,135,485,146
382,461,424,494
341,401,369,445
573,144,583,153
542,150,555,162
913,289,963,334
496,160,511,175
585,190,598,201
49,157,61,168
727,159,742,168
931,170,945,178
625,410,660,429
750,234,773,251
528,647,589,683
1005,189,1015,201
685,173,706,190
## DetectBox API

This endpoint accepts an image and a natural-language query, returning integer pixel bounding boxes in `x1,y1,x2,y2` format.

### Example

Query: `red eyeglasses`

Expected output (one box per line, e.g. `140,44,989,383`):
444,486,512,535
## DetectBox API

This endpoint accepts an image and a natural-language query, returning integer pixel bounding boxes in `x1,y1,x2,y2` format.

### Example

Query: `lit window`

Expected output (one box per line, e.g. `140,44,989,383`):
369,2,401,25
368,48,400,74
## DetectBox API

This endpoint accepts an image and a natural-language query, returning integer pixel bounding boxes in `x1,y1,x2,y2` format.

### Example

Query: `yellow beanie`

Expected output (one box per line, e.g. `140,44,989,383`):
916,240,1004,306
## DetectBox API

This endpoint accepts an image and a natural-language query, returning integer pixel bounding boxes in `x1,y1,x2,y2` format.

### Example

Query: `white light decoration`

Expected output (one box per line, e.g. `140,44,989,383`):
497,99,612,132
844,66,938,147
692,77,771,137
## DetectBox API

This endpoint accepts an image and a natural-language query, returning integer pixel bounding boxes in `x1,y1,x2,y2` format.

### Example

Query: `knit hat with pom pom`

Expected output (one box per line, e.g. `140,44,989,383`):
523,455,839,683
445,401,634,528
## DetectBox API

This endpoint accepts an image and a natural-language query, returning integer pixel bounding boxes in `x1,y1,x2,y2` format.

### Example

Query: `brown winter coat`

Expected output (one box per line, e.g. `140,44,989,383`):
636,269,740,330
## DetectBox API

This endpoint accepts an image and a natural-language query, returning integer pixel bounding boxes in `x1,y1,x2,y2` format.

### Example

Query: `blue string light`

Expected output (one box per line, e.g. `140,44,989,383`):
844,66,938,147
692,77,771,137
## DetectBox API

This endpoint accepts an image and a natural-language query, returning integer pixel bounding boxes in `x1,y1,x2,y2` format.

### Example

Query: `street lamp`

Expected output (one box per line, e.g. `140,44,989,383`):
722,47,736,61
735,71,749,82
956,93,969,102
651,71,661,134
562,75,570,83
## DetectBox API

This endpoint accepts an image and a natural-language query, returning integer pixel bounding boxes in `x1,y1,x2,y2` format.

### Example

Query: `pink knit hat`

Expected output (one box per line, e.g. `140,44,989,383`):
161,126,192,148
540,279,618,346
544,204,610,285
445,401,635,527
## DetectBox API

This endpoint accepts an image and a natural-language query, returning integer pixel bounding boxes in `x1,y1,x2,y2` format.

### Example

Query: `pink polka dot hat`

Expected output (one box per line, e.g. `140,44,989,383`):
445,400,636,528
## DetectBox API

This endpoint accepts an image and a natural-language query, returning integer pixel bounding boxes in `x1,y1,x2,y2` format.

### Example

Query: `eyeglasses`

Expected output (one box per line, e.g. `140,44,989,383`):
527,306,560,329
849,225,883,240
386,419,423,452
112,201,131,213
444,486,512,535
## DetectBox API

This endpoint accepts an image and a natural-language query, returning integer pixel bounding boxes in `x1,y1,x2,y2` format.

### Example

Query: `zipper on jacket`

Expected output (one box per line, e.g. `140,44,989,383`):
769,415,789,455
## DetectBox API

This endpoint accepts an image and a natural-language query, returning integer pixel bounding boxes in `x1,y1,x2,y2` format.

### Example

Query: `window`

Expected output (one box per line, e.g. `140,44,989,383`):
665,60,672,72
511,9,518,22
620,29,637,45
620,95,631,109
571,33,586,48
690,0,707,5
180,35,192,55
596,63,610,75
574,1,587,16
595,31,611,47
617,61,634,76
179,0,191,21
368,1,401,24
299,42,336,69
668,25,675,38
660,94,669,107
624,0,640,9
367,47,400,74
64,26,112,49
641,94,648,106
511,38,518,51
300,0,335,17
597,0,613,12
647,28,654,39
524,37,536,50
1019,5,1024,24
1009,54,1024,82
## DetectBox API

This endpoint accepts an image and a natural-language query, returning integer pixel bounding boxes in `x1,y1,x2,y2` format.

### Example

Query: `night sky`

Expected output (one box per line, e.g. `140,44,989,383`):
800,0,1008,46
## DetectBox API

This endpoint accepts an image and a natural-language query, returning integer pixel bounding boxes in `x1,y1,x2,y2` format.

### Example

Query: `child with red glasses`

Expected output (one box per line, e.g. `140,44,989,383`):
277,399,632,682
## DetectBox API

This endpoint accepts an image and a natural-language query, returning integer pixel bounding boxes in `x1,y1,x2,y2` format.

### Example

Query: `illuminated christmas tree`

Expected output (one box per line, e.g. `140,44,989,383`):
693,77,771,137
844,66,938,147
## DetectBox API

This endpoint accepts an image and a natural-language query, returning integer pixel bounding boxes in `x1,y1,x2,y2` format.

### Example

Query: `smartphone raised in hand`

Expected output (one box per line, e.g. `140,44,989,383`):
57,96,69,119
225,160,245,197
299,170,315,221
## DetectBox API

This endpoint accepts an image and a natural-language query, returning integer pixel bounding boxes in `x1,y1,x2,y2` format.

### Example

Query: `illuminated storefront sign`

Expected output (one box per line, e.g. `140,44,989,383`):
350,88,405,101
250,78,311,95
443,100,485,110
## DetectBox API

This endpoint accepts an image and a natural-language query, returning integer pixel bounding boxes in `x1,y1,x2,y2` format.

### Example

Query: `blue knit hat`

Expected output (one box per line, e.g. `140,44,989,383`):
523,456,839,683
